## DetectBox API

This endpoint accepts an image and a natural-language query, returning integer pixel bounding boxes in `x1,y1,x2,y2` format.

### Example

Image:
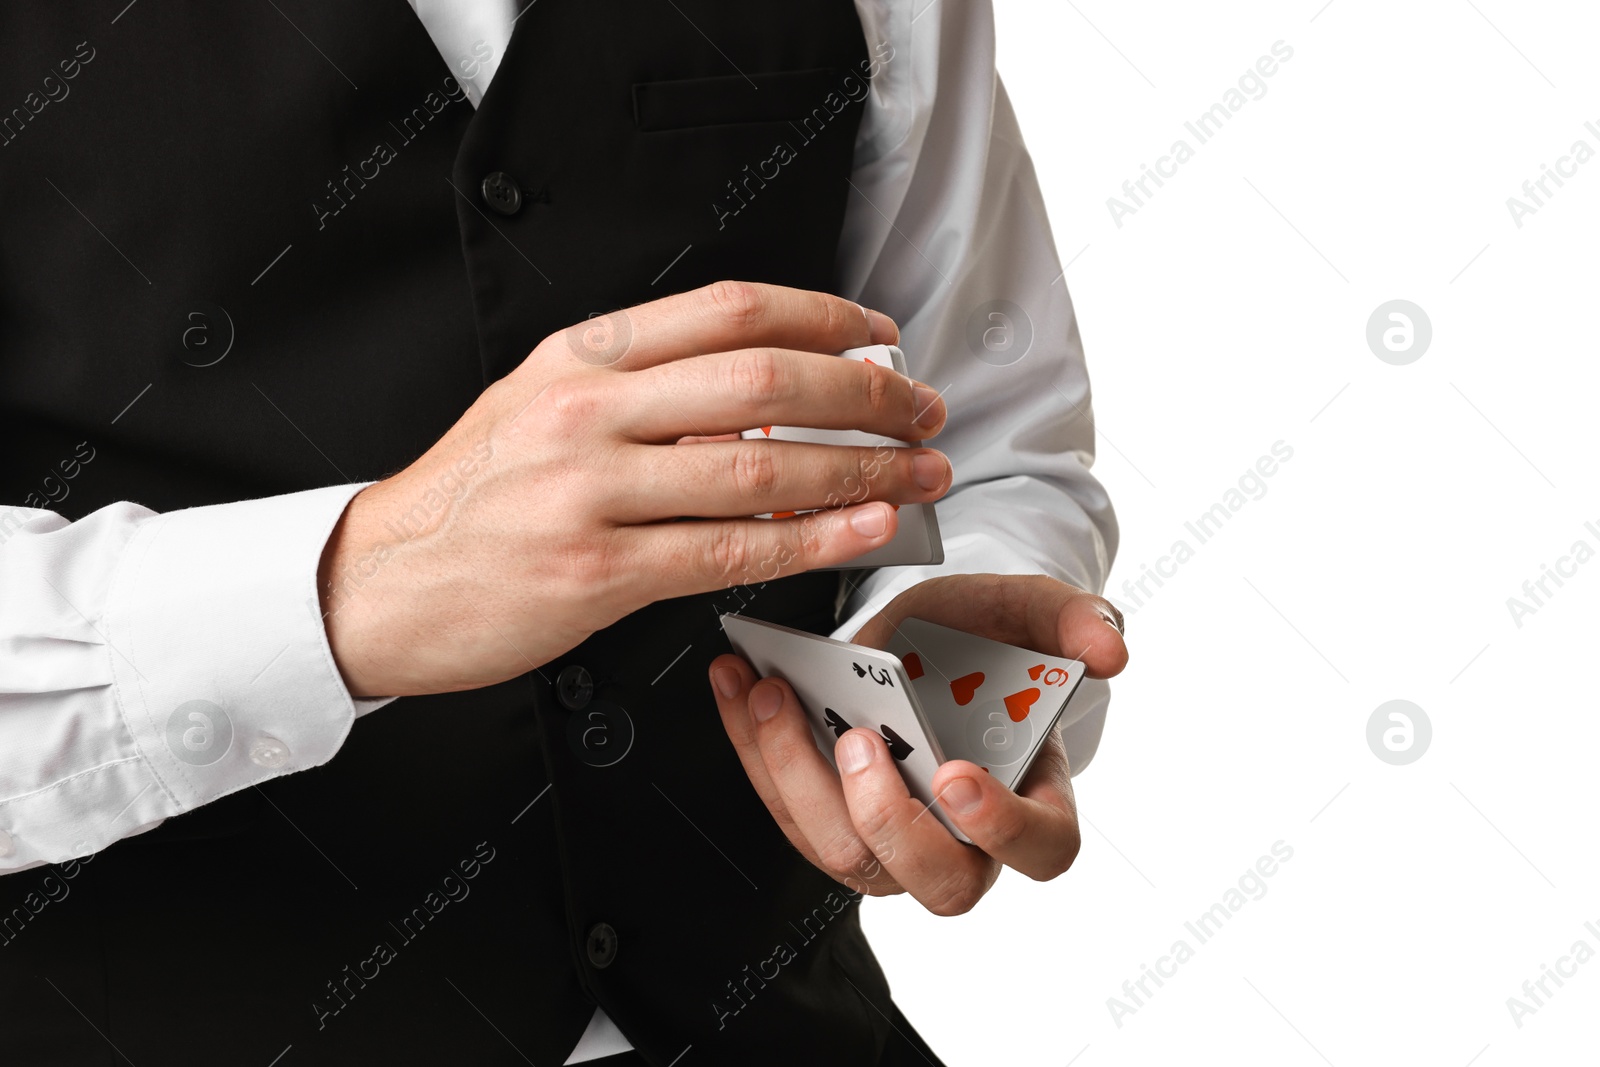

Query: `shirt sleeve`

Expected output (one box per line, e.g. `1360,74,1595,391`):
830,0,1118,774
0,484,391,873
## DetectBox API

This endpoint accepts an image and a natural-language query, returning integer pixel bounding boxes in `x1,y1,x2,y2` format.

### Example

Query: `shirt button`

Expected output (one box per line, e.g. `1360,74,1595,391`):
586,922,618,969
556,665,595,711
0,829,14,859
481,171,522,216
249,736,291,769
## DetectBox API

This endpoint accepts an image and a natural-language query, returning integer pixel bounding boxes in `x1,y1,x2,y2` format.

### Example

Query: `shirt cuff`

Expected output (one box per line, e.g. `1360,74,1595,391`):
102,483,375,819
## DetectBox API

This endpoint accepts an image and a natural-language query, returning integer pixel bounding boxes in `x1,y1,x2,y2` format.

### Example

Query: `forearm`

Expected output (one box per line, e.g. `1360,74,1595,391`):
0,487,372,872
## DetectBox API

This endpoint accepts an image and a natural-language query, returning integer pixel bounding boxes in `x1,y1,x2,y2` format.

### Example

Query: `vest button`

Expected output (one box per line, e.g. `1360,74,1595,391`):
481,171,523,216
555,665,595,710
586,922,618,969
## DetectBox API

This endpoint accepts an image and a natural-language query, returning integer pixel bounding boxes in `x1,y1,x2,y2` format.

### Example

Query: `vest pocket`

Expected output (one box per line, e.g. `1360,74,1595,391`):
633,67,844,131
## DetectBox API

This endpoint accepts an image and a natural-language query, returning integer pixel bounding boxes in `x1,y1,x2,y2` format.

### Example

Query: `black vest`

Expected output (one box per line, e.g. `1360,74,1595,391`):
0,4,897,1064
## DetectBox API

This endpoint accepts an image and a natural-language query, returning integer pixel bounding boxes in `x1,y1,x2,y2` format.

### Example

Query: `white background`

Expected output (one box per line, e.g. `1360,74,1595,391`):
865,2,1600,1064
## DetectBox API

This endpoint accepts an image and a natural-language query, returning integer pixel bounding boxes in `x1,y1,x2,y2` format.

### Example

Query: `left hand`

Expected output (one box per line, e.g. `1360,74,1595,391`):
709,573,1127,915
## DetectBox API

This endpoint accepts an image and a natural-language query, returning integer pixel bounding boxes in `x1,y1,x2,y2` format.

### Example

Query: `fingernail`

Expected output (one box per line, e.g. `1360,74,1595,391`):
911,382,942,430
712,666,741,699
943,777,983,815
911,451,948,491
863,306,897,340
849,502,888,537
750,682,783,723
837,732,874,774
1097,602,1125,635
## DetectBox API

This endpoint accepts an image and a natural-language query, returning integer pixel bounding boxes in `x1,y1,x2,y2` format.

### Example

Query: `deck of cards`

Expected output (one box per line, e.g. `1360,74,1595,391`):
740,343,943,569
720,613,1087,843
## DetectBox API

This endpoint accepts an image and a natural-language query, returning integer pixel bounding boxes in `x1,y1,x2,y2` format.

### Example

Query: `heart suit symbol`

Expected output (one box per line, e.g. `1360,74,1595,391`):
950,672,984,706
1004,687,1041,723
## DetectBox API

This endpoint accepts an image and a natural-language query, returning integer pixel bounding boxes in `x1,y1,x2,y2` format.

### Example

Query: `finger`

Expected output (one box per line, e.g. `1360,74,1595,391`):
707,653,822,867
745,677,904,895
570,282,898,372
611,440,950,523
622,347,945,443
1053,588,1128,679
675,432,743,445
930,731,1081,882
835,728,999,915
620,501,901,600
850,574,1128,679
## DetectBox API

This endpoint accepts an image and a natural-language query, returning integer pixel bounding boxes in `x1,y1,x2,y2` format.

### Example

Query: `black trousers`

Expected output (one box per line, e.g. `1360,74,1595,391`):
583,999,947,1066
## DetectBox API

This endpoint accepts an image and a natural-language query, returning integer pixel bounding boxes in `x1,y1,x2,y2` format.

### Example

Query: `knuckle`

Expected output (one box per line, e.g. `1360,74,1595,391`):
818,294,848,339
855,448,884,497
554,535,617,605
573,540,616,586
709,522,755,584
759,723,813,770
847,876,902,899
787,511,829,570
849,795,902,848
729,443,780,499
862,361,896,420
1036,825,1082,881
569,555,615,598
982,808,1031,854
729,347,784,407
818,833,876,884
543,379,600,430
925,875,983,917
705,280,764,331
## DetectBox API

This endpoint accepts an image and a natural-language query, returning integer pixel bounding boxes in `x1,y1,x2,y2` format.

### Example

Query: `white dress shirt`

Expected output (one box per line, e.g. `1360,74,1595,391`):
0,0,1114,1060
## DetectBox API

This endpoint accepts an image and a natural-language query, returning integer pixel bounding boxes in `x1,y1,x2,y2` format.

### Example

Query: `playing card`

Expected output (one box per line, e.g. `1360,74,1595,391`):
719,612,965,840
739,344,943,569
883,617,1086,793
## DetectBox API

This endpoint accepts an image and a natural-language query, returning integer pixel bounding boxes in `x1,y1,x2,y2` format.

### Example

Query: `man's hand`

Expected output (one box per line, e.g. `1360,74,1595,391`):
318,282,953,697
708,574,1126,915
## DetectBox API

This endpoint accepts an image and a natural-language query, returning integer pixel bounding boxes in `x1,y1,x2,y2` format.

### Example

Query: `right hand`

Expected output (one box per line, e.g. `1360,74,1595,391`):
318,282,952,698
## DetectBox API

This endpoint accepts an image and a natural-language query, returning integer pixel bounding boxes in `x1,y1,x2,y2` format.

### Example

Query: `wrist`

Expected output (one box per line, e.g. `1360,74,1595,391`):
318,482,415,698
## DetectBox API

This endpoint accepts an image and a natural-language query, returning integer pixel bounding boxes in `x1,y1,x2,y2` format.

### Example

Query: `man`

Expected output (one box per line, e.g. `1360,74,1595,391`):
0,2,1123,1063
